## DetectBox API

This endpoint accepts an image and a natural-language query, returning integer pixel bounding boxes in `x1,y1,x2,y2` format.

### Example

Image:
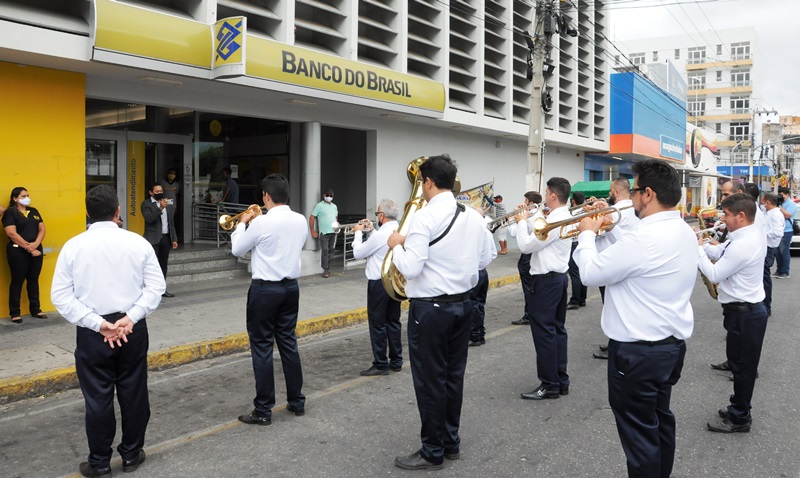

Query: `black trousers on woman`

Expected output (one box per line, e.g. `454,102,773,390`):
6,243,43,317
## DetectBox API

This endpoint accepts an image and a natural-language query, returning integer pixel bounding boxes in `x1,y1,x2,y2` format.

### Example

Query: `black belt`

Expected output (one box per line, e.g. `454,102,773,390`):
101,312,126,323
252,278,296,285
414,292,471,303
531,271,564,278
722,301,760,312
634,336,680,346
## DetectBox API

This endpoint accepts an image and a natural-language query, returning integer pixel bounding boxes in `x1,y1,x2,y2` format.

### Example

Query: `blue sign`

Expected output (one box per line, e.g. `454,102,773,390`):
660,135,685,161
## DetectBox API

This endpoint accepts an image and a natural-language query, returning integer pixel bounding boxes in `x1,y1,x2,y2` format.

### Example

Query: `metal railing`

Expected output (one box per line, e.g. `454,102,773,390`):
192,201,252,247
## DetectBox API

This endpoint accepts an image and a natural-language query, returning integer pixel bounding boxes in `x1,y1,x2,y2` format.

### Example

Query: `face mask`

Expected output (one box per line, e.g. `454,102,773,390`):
324,196,333,203
19,197,31,206
153,193,164,200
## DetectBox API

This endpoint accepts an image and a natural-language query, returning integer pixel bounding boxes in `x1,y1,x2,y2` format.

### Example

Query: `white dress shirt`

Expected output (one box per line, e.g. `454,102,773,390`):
754,202,767,236
151,197,169,234
352,220,398,280
392,192,495,297
765,207,784,248
507,209,540,238
231,205,308,281
699,224,766,304
595,199,639,252
574,210,697,342
51,222,166,332
515,205,571,275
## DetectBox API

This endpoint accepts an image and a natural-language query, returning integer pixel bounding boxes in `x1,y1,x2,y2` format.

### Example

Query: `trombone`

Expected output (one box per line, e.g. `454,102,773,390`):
218,204,266,231
487,203,540,233
532,205,634,241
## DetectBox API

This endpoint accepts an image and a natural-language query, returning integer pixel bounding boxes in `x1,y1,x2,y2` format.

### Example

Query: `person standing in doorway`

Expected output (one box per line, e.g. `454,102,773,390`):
309,189,338,278
221,167,240,204
141,183,177,298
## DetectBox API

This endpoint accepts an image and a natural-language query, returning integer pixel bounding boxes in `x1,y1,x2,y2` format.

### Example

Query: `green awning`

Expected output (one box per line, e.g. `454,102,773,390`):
571,179,632,199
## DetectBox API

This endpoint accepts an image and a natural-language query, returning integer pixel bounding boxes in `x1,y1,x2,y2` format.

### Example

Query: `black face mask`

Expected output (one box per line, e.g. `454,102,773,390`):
153,193,164,200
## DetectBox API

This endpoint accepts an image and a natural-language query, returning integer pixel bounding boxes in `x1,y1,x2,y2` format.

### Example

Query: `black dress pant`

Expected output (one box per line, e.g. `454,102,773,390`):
469,269,489,342
153,234,171,279
763,247,777,314
527,272,569,390
246,280,305,417
6,243,43,317
517,253,533,319
74,314,150,467
607,339,686,478
568,242,587,304
366,279,403,369
722,302,768,423
407,298,472,465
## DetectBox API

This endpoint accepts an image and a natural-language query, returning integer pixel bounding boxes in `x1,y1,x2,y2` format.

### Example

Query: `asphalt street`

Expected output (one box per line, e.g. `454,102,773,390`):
1,274,799,478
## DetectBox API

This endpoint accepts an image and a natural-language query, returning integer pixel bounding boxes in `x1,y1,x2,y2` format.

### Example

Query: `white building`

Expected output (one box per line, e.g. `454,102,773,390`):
617,27,762,164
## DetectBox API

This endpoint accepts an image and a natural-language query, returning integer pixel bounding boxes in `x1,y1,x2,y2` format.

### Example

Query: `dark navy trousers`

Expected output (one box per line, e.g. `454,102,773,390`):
366,279,402,370
75,314,150,467
526,272,569,390
469,269,489,342
517,253,533,319
568,242,587,305
763,246,776,314
722,302,768,423
246,280,305,417
607,339,686,478
408,298,472,465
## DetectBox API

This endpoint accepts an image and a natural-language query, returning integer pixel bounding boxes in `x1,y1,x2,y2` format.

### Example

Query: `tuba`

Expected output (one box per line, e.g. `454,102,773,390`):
381,157,461,301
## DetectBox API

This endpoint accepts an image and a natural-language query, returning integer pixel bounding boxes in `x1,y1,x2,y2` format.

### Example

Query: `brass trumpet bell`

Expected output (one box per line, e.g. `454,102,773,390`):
218,204,265,231
531,206,632,241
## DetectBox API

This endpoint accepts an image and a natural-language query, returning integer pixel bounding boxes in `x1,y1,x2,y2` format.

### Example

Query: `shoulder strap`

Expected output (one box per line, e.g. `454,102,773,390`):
429,203,465,247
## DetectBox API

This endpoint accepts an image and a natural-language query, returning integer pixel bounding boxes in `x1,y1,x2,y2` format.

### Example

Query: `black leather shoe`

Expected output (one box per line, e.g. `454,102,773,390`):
360,366,390,376
598,344,608,352
469,338,485,347
79,462,111,477
560,385,569,396
511,317,530,325
579,302,586,307
287,405,305,416
566,303,580,310
711,360,730,371
444,450,460,460
123,450,146,473
390,365,403,372
521,385,560,400
394,451,443,470
707,416,751,433
162,292,175,298
238,411,271,426
593,350,608,360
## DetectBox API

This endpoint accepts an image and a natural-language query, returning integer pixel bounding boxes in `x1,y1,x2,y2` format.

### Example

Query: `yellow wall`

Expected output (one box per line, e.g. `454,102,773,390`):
0,62,85,319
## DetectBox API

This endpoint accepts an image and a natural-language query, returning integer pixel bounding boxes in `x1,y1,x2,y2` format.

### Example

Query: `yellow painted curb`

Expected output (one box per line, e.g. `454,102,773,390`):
0,273,519,404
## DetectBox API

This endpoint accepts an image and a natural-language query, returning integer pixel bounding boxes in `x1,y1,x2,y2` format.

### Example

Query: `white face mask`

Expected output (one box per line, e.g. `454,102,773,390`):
18,197,31,206
324,196,333,203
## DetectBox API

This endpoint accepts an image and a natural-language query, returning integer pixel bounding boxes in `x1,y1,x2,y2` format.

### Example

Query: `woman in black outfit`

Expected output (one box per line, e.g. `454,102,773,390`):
2,187,47,323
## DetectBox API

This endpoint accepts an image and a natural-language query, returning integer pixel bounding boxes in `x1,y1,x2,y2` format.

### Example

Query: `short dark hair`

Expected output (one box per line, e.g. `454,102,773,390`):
223,167,232,175
420,154,457,190
631,159,681,207
743,182,760,201
763,192,779,206
524,191,542,204
546,177,571,204
324,188,334,196
721,192,756,222
494,195,503,201
149,182,162,193
778,186,791,196
261,174,290,204
571,191,585,205
86,185,119,223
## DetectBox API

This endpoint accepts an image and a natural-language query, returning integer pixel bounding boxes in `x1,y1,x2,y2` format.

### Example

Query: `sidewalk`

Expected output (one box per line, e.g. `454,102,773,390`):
0,252,522,403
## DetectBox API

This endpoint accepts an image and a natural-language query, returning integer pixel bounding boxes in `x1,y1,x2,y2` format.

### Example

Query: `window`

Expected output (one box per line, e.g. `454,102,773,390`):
730,96,750,114
614,55,620,65
716,71,722,81
731,68,750,86
630,53,645,66
688,73,705,89
731,151,749,162
716,97,722,108
716,123,721,134
730,122,750,141
717,44,723,56
674,48,680,59
652,51,658,62
688,46,706,64
688,100,706,116
731,41,750,60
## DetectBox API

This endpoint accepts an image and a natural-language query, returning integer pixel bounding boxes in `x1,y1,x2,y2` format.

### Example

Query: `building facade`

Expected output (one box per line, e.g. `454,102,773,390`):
0,0,610,317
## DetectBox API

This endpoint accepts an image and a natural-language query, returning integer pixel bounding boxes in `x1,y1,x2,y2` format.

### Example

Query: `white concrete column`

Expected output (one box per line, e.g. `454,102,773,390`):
302,122,322,254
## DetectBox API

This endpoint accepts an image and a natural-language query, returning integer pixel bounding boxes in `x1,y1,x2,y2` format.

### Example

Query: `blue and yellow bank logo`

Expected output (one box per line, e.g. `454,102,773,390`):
213,17,246,77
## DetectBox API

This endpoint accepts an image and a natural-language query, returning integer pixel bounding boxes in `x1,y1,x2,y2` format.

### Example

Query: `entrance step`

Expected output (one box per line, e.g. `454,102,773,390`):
166,246,249,286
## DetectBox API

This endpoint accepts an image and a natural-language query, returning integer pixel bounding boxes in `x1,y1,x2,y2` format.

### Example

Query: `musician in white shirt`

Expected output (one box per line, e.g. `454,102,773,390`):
699,193,768,434
761,192,784,317
351,199,402,376
231,174,309,426
388,155,494,471
507,191,542,326
574,159,697,478
514,177,572,401
51,185,165,476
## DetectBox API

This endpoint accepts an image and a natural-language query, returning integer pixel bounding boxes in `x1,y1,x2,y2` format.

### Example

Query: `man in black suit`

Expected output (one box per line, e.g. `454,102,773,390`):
141,183,177,298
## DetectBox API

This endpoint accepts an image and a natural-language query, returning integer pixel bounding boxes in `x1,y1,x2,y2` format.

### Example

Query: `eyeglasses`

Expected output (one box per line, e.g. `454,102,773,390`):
630,187,647,195
375,212,385,218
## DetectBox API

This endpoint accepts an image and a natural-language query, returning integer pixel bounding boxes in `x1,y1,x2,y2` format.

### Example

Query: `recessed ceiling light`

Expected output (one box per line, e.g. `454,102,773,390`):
138,76,183,86
380,114,405,120
287,99,317,107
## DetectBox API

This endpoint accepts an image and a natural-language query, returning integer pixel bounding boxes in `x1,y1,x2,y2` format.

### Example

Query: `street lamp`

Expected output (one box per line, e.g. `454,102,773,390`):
689,77,702,127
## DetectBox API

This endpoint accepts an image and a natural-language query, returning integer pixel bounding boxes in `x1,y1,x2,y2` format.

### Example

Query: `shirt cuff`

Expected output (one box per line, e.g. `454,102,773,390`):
126,305,146,324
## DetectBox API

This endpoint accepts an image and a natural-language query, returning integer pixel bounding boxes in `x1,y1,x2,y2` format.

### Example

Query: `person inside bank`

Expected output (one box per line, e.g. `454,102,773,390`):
3,187,47,323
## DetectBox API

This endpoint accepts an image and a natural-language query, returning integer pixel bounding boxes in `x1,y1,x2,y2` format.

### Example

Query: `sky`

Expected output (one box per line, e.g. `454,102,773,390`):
608,0,800,117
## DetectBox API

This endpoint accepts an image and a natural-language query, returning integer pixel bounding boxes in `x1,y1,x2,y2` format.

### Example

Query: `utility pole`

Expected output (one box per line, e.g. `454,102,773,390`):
525,5,546,193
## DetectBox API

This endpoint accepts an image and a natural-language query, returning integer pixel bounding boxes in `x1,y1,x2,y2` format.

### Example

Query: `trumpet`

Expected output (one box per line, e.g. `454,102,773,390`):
487,204,540,233
695,223,726,244
568,199,602,216
218,204,266,231
332,220,372,234
532,206,634,241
